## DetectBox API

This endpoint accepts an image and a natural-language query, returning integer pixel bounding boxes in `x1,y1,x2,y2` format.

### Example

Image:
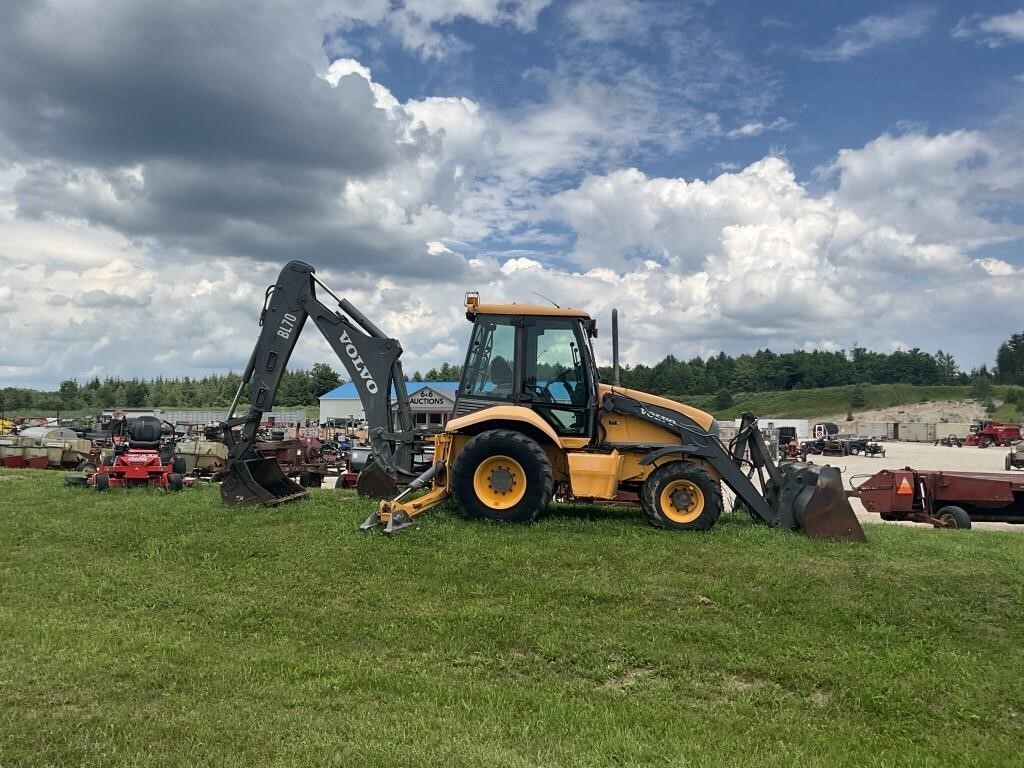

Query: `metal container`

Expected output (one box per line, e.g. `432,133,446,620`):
856,421,897,440
897,422,936,443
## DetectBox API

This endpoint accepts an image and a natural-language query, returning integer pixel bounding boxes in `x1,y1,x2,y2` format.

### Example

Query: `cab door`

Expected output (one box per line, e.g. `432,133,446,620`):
518,317,594,438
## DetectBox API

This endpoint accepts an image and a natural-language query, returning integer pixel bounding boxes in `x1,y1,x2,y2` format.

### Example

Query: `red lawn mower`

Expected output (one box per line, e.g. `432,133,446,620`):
66,416,191,491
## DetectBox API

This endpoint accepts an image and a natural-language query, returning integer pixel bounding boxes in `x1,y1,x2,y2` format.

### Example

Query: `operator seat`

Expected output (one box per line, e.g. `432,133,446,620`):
128,415,163,450
490,356,513,397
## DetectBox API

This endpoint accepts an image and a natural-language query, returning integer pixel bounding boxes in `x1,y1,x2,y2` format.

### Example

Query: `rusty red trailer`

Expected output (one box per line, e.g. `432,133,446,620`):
851,467,1024,529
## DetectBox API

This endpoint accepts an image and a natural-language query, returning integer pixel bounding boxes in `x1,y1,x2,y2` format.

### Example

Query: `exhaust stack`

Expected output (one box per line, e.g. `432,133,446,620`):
611,308,620,386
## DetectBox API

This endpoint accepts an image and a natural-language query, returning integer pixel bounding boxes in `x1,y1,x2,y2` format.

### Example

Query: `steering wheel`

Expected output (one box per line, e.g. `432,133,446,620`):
540,369,576,402
529,382,555,403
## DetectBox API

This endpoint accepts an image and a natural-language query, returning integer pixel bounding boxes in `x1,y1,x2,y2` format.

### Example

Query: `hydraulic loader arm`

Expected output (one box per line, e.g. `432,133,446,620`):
221,260,416,505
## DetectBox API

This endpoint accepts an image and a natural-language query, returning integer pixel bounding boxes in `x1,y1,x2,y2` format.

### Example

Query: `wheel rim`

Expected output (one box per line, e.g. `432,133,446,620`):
939,512,957,528
473,455,527,509
659,479,705,524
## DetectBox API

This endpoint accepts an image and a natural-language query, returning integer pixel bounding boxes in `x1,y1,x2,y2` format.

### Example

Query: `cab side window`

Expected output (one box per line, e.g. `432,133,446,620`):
461,319,516,400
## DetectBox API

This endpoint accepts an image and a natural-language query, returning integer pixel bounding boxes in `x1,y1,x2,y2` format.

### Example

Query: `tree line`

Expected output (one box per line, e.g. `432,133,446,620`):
5,334,1023,415
1,363,342,413
602,346,969,398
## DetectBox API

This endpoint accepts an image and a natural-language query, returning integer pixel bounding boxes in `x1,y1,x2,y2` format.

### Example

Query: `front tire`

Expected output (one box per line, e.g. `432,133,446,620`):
451,430,553,523
95,473,110,492
641,462,722,531
167,473,184,491
937,505,971,530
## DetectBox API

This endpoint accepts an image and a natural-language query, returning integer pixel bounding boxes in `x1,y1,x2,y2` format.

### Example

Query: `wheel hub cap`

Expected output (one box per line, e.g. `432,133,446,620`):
670,488,694,511
489,467,515,493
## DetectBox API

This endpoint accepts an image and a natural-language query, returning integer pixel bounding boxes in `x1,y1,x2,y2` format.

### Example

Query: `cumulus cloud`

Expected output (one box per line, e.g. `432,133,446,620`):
541,135,1024,363
953,10,1024,47
2,1,1024,389
0,0,475,278
4,131,1024,386
801,7,935,61
820,130,1024,247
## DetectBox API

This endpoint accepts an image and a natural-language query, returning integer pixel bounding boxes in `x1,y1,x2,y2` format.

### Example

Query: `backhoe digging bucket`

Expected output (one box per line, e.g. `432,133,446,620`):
773,463,867,543
356,458,400,499
220,457,306,507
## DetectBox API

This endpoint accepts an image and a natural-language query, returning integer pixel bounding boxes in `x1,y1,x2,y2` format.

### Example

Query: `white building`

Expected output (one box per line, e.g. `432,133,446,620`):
319,381,459,426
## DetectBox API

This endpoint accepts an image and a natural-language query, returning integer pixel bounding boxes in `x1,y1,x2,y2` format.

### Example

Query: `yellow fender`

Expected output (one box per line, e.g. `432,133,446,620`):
445,405,562,445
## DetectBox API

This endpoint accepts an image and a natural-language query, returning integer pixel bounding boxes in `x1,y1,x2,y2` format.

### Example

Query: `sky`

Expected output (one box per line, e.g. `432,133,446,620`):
1,0,1023,390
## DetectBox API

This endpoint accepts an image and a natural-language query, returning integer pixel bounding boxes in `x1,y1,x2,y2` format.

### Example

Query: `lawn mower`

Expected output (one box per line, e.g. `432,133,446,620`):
65,416,190,491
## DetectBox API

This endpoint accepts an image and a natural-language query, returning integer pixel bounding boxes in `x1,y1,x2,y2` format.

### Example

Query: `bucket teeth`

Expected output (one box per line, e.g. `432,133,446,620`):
383,508,415,535
359,509,382,531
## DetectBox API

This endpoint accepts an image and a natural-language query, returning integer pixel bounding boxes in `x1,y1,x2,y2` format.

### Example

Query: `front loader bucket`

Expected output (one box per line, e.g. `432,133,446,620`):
773,463,867,543
220,457,306,507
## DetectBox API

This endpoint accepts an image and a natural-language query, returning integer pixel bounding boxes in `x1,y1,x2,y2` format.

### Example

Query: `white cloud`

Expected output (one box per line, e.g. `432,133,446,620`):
975,257,1017,276
327,0,554,59
542,134,1024,364
820,130,1024,247
563,0,656,43
726,117,793,139
2,3,1024,390
953,10,1024,47
802,7,935,61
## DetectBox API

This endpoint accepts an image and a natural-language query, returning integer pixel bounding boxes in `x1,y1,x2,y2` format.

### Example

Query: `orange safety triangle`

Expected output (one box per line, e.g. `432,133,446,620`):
896,477,913,495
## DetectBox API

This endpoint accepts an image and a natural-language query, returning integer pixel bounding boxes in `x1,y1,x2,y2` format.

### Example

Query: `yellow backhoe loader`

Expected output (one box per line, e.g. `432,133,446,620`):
221,261,865,543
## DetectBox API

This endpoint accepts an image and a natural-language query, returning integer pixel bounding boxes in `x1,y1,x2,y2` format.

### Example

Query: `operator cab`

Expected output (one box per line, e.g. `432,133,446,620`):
456,294,599,437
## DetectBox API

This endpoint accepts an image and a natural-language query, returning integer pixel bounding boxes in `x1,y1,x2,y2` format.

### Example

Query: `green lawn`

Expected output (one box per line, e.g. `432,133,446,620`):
2,469,1023,767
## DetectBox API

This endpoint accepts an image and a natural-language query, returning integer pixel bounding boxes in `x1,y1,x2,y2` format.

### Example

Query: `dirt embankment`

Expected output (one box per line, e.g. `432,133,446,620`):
817,399,988,426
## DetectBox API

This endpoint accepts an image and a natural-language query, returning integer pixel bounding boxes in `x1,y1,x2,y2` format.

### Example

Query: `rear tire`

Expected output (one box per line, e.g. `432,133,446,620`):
641,462,722,532
1007,454,1014,471
95,473,110,491
936,505,971,530
451,430,553,523
172,457,187,475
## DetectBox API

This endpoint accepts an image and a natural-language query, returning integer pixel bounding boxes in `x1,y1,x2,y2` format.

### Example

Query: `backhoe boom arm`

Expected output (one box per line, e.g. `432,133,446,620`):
221,260,416,506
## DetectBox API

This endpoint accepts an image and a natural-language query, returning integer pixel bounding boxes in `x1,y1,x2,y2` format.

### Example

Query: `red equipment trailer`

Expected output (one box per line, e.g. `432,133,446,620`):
851,467,1024,529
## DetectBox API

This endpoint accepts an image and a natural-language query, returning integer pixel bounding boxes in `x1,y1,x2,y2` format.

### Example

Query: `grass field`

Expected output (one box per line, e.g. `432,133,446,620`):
2,469,1024,767
686,383,1006,420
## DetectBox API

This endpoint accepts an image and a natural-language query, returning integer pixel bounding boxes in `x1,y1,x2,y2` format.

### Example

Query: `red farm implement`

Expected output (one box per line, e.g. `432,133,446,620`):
962,421,1022,448
850,467,1024,529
